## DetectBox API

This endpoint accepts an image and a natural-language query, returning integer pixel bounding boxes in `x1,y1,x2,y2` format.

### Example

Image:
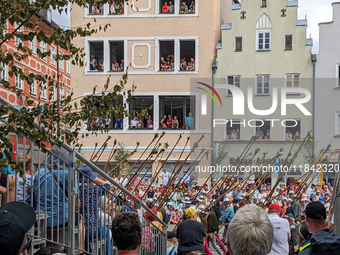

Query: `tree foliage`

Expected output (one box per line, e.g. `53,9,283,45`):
0,0,135,173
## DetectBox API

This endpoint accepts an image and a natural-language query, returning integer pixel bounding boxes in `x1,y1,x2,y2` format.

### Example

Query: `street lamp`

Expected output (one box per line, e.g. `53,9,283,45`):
211,60,218,169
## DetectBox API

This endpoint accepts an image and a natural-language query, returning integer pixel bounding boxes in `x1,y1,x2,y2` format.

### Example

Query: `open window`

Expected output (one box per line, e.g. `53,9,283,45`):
226,120,241,140
284,120,301,140
159,0,175,14
227,76,240,95
179,0,195,14
159,40,174,71
109,1,124,15
179,40,195,71
89,41,104,71
159,96,195,129
109,41,124,72
89,0,104,15
254,120,271,140
15,67,23,90
129,96,153,129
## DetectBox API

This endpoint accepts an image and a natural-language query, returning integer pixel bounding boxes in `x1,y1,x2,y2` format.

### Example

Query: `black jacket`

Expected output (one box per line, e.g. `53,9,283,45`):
299,229,340,255
207,211,219,233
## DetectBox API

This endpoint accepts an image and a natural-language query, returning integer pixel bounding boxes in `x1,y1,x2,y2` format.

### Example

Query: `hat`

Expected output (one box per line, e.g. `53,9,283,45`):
223,198,230,205
145,198,154,204
0,202,36,255
232,198,239,203
213,179,216,182
182,197,192,204
167,231,176,239
298,224,309,241
268,203,281,211
185,208,196,218
259,199,265,204
78,165,98,182
301,198,307,202
289,190,294,194
197,195,205,202
286,213,295,220
305,201,326,220
197,204,205,212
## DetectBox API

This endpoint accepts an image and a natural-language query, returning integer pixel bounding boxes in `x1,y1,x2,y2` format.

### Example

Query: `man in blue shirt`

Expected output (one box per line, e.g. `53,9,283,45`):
185,112,194,129
256,127,264,137
219,198,234,245
232,184,242,200
115,118,123,129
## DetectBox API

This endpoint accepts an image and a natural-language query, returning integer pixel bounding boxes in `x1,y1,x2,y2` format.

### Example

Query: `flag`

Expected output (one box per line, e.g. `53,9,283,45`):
275,157,280,176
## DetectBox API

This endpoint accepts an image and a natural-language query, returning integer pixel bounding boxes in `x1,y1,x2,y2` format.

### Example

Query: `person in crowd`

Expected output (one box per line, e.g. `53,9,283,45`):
168,1,174,13
207,206,223,255
104,115,111,129
267,203,291,255
146,115,153,129
78,165,112,255
0,201,36,255
144,198,158,222
95,117,104,128
176,208,206,255
161,114,167,128
256,127,264,137
162,2,169,13
188,6,194,12
299,201,340,254
16,153,33,203
98,3,104,14
186,61,193,71
172,115,179,129
219,198,234,245
190,58,195,70
167,231,178,255
119,59,124,71
294,130,300,140
286,130,293,140
109,2,115,14
264,131,270,139
226,205,273,255
111,59,119,71
180,57,187,70
185,112,194,129
90,59,97,70
98,60,104,71
130,116,139,129
91,4,98,14
230,129,237,140
160,168,171,186
115,117,123,129
167,115,173,128
34,246,64,255
179,2,188,13
111,212,142,255
161,57,169,71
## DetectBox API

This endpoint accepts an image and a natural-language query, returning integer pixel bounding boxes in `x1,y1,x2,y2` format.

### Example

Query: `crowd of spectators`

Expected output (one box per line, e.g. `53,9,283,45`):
160,55,195,71
89,59,124,72
90,2,124,15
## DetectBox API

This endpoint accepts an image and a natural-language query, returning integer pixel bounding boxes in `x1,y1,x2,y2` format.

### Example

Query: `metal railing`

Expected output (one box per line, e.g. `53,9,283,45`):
0,96,167,255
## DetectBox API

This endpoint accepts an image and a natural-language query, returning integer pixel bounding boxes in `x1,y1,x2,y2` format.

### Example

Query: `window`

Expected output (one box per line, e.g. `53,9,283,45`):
15,68,23,90
0,62,7,82
159,96,195,129
50,45,56,66
158,40,174,71
337,65,340,87
89,41,103,71
129,96,153,129
109,41,124,72
285,35,292,50
261,0,267,7
109,0,124,15
0,20,7,38
50,85,56,102
40,41,46,61
89,0,104,15
254,120,271,139
40,82,47,100
179,0,195,14
160,0,175,14
66,59,71,74
59,86,64,100
29,37,36,55
337,113,340,135
286,74,299,88
256,75,270,95
257,31,271,51
226,120,241,140
179,40,196,71
66,90,71,98
29,77,37,95
284,120,301,140
15,23,24,46
235,37,242,51
59,50,64,71
227,76,241,95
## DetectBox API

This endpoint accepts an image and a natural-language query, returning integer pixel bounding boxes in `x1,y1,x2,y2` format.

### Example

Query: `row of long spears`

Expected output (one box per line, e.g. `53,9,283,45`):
86,130,337,224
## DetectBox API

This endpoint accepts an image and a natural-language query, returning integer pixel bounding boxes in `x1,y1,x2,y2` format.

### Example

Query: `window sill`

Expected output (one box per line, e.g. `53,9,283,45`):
333,135,340,138
284,48,293,51
234,50,242,52
261,5,267,8
334,86,340,90
286,93,301,96
255,94,270,96
256,50,271,52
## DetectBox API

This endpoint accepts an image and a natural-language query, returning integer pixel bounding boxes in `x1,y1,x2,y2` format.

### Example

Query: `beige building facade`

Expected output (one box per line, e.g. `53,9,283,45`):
213,0,314,184
71,0,230,183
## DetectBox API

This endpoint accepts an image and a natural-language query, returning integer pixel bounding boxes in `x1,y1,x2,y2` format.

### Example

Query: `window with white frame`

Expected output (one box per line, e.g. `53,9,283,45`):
1,20,7,38
256,30,271,51
284,120,301,140
66,90,71,98
40,41,46,61
179,40,196,71
227,76,241,95
29,36,36,55
159,40,175,71
254,120,271,139
15,68,23,90
226,120,241,140
29,76,37,95
66,59,71,74
50,84,56,101
129,96,154,129
159,0,175,14
59,50,64,71
59,86,64,100
89,41,103,71
179,0,196,14
88,0,104,15
40,82,47,100
109,0,124,15
50,45,56,66
0,62,7,82
256,75,270,95
15,23,24,46
286,74,300,88
109,41,124,72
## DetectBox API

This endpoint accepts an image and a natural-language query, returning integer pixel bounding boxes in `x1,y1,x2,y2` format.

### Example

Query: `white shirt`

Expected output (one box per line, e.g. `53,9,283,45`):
159,171,171,185
306,188,313,197
267,214,291,255
285,133,293,140
119,177,128,186
230,132,237,140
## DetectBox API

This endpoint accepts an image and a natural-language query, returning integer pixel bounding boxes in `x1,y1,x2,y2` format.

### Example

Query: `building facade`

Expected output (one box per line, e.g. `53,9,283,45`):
315,2,340,182
71,0,230,183
213,0,314,185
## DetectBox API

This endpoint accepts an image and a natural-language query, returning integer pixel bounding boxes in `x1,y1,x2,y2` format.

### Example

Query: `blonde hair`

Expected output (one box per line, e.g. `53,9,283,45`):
17,153,32,169
167,237,177,248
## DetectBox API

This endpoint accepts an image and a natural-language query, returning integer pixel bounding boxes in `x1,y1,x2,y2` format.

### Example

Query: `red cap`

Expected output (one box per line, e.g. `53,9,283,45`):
268,203,281,211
